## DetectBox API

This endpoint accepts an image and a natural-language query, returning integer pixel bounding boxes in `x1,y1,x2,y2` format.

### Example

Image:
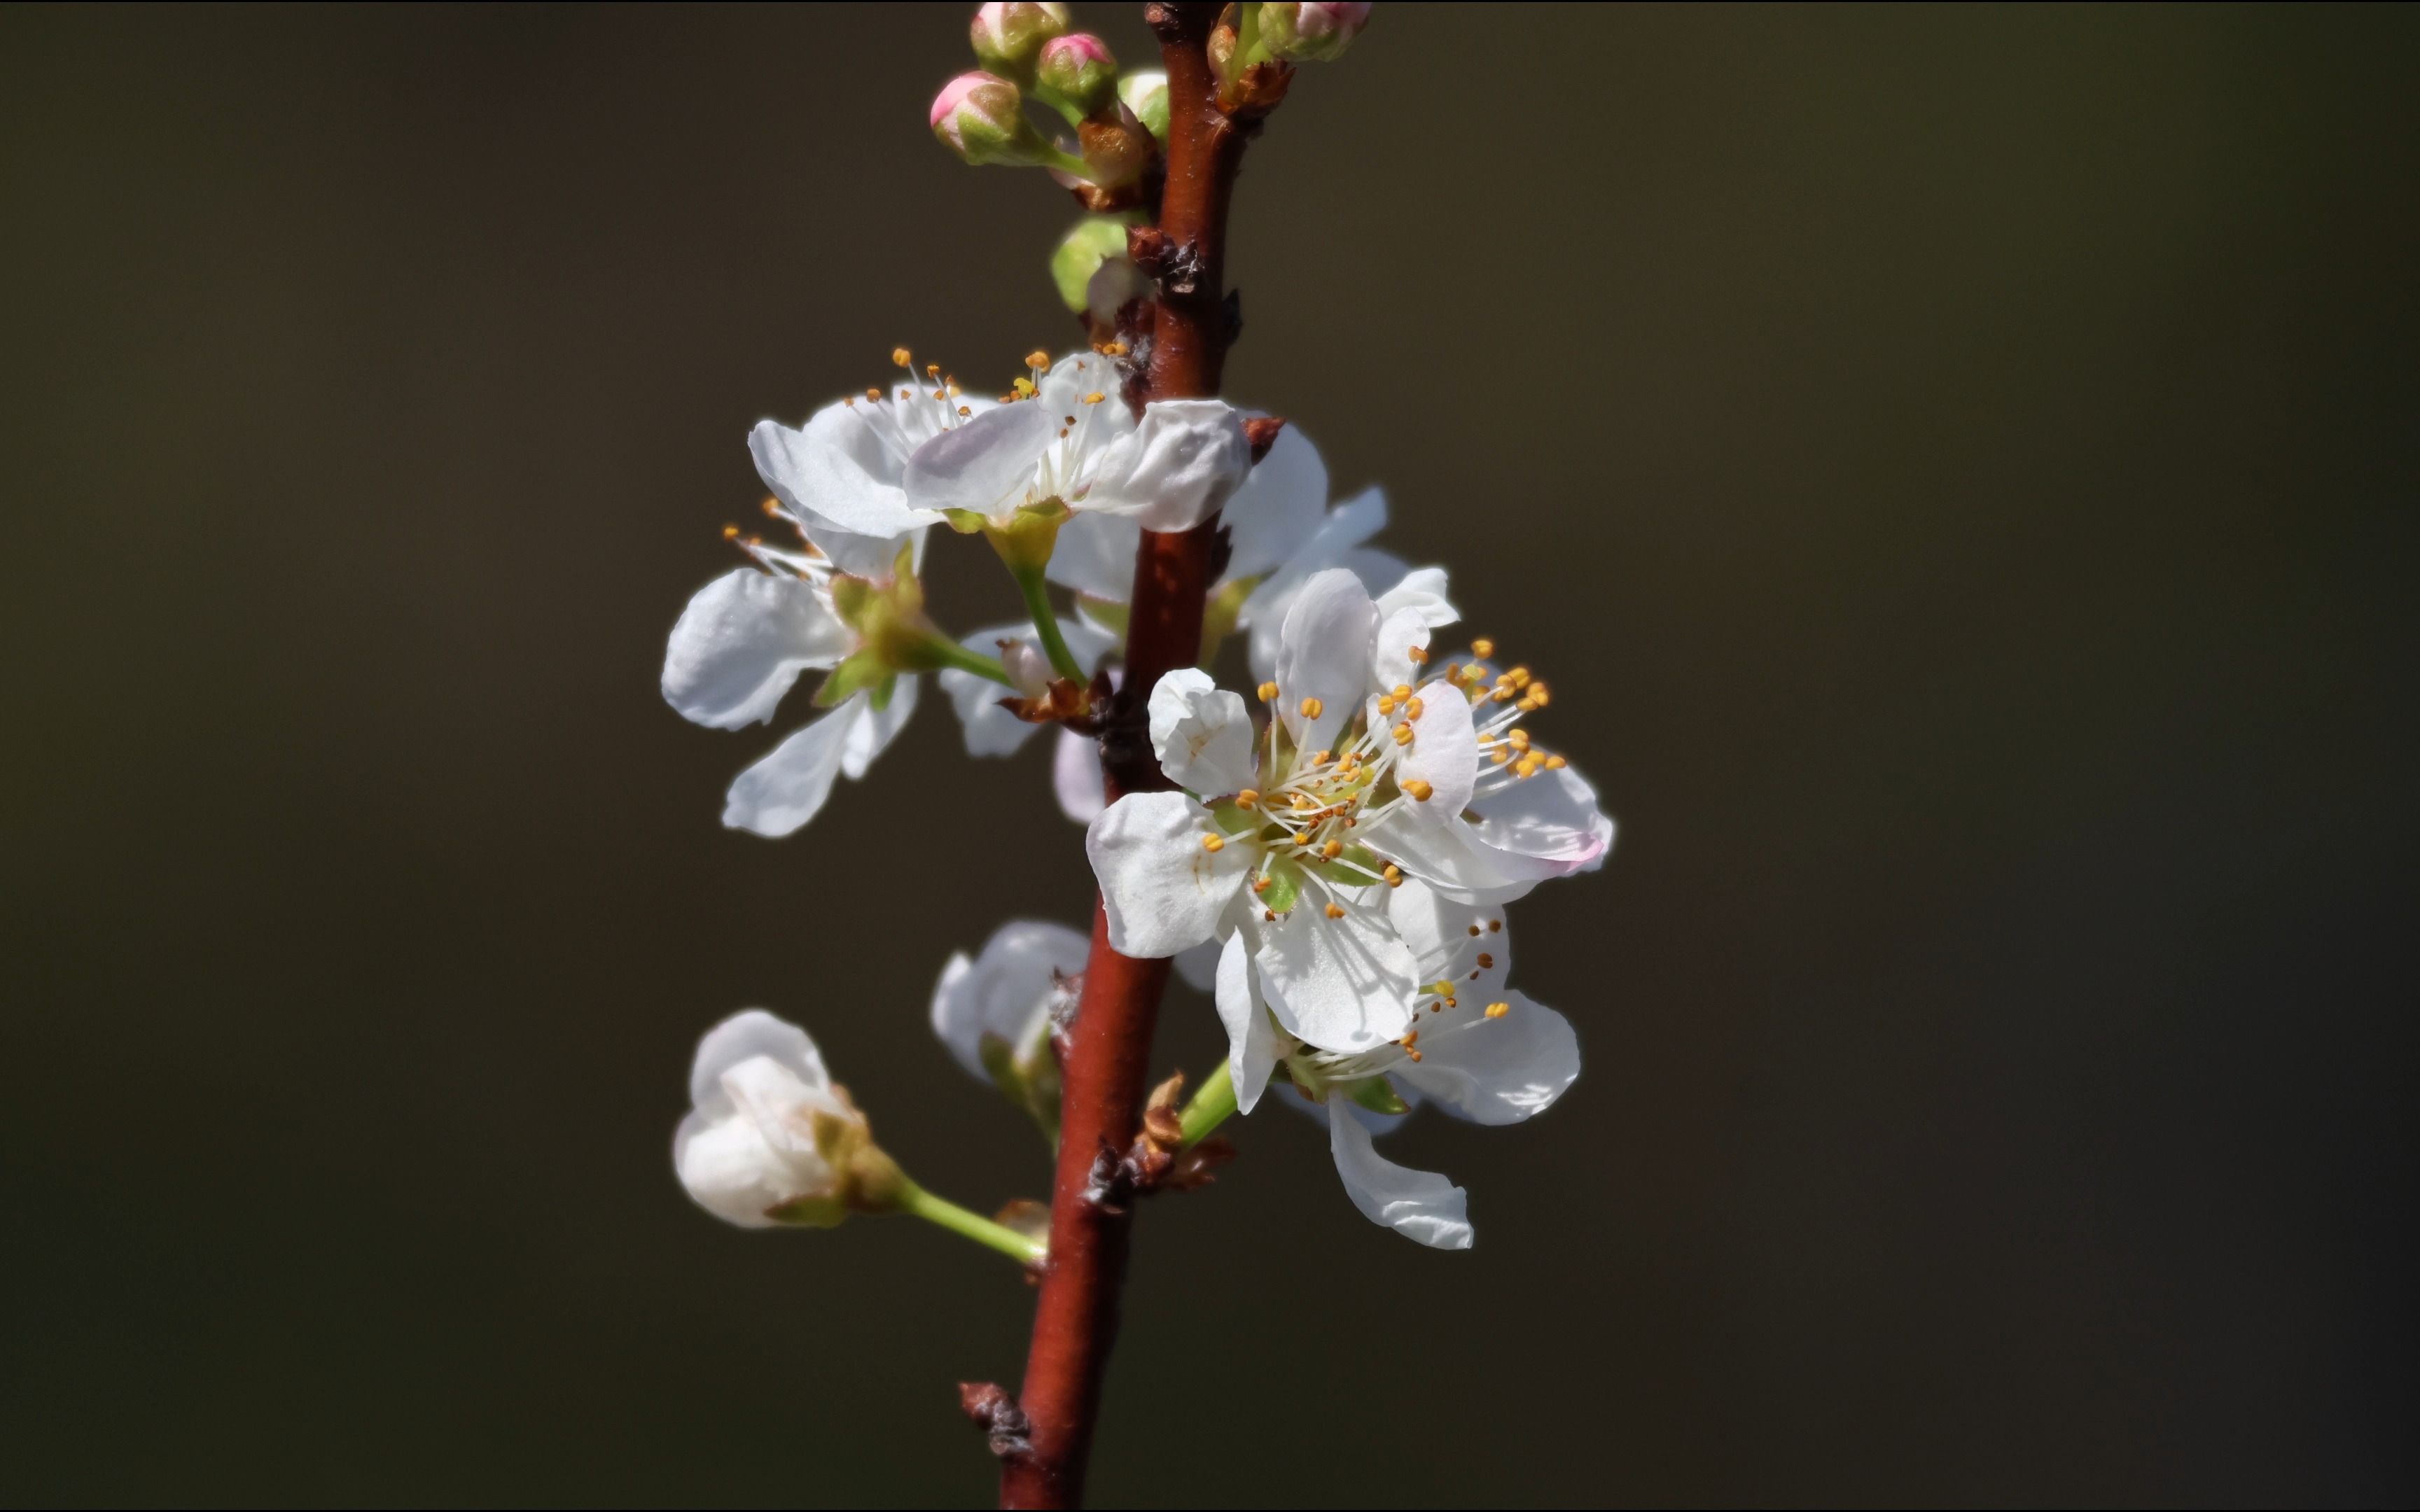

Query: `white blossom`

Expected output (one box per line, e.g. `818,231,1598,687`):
674,1010,872,1229
930,920,1088,1107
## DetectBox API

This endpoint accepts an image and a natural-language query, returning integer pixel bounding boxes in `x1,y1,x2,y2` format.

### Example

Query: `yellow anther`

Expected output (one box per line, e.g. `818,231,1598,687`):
760,498,781,517
891,346,912,367
1377,695,1396,716
1392,684,1413,701
958,405,973,417
1382,863,1403,887
1491,748,1512,764
1529,685,1552,707
1470,638,1496,659
1325,903,1347,920
721,524,741,540
1083,391,1106,404
1024,349,1050,370
1012,377,1036,398
1406,1048,1424,1063
1476,953,1495,969
1508,666,1531,687
1406,645,1428,664
1516,757,1540,778
1393,722,1414,746
1485,1001,1510,1019
924,363,940,377
1321,839,1343,860
1258,681,1279,703
1309,750,1331,765
1406,696,1425,720
1235,789,1259,809
1402,779,1434,802
1492,686,1517,703
865,386,882,401
1544,754,1567,769
1299,696,1324,719
1251,874,1272,894
1202,834,1225,853
1517,696,1539,713
1509,729,1531,750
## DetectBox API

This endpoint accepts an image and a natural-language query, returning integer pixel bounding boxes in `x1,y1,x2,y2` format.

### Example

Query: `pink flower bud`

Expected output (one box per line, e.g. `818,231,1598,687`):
1261,2,1372,63
930,71,1047,166
968,1,1071,79
1034,33,1118,116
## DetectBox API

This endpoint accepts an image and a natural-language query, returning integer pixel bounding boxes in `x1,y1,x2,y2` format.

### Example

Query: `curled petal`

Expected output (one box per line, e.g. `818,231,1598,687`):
929,920,1092,1083
903,401,1055,518
1080,400,1253,532
1274,567,1380,754
721,696,863,838
1212,932,1282,1114
1326,1101,1473,1250
1148,668,1256,797
1396,990,1579,1127
751,408,935,551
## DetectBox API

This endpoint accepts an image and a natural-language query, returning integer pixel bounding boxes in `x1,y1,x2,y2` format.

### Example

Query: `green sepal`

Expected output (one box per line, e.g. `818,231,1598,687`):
1199,573,1263,665
1259,854,1305,916
1208,802,1260,835
867,673,898,713
814,648,890,708
943,508,991,536
985,500,1071,577
1326,843,1386,886
762,1194,849,1228
1347,1077,1410,1116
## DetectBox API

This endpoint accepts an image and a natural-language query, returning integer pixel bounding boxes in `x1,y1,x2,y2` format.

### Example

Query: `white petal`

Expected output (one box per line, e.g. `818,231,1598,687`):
1053,727,1106,823
1079,399,1252,532
1172,938,1222,993
903,402,1054,519
1274,568,1379,753
1044,510,1141,602
1219,421,1328,581
661,569,852,730
840,675,917,780
1253,903,1416,1054
928,951,984,1081
688,1008,828,1112
674,1107,787,1228
1465,762,1618,879
1386,878,1510,990
751,407,935,543
1391,668,1479,818
1085,791,1251,958
1378,811,1564,906
721,697,862,838
1374,566,1458,630
1213,932,1281,1114
1369,607,1433,704
930,920,1092,1082
1326,1100,1473,1250
1396,990,1580,1127
1147,668,1257,797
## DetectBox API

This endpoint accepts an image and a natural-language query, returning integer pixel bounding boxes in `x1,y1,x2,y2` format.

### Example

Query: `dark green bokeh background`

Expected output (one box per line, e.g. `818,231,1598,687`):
4,4,2414,1504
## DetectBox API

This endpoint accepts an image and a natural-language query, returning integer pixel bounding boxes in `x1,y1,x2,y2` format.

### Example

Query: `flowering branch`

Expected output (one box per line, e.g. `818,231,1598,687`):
998,10,1239,1506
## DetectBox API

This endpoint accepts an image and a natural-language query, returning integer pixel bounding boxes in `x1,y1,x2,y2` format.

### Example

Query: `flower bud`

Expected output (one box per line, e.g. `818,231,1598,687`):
1050,214,1138,316
930,71,1049,167
674,1010,903,1229
968,1,1070,80
1260,1,1372,62
1001,638,1056,699
1033,34,1118,118
1076,104,1156,191
1117,69,1170,145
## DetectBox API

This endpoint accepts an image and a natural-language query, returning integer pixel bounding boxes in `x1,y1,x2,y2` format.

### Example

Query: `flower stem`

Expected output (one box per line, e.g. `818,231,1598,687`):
1015,568,1092,684
925,634,1015,687
1176,1060,1237,1147
898,1180,1046,1266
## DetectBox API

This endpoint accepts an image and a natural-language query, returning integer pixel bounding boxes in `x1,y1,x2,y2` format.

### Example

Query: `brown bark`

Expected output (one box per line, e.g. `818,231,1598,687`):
997,6,1246,1507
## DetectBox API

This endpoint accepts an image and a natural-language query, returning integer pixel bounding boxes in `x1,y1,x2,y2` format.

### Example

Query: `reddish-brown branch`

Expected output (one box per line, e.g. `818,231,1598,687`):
998,6,1244,1508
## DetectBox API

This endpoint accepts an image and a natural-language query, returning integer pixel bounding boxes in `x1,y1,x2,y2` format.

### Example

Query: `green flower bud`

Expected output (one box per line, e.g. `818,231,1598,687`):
968,1,1070,80
1117,69,1169,146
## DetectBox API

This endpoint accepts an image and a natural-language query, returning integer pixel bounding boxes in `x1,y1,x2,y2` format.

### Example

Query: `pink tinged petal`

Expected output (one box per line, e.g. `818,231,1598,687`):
1468,760,1618,876
1253,904,1417,1054
1391,664,1479,817
662,569,853,730
840,674,917,779
1396,990,1579,1127
1212,933,1282,1114
1326,1100,1473,1250
1053,726,1106,823
1218,421,1328,582
903,401,1055,518
721,696,864,838
1078,399,1253,532
750,408,936,547
1386,878,1510,992
1274,567,1380,753
1085,791,1252,958
1147,668,1256,796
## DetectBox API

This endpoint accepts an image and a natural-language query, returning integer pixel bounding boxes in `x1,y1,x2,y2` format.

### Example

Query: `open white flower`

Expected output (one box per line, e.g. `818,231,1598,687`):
930,920,1089,1135
826,350,1257,537
674,1009,882,1229
1217,879,1580,1249
1045,421,1459,672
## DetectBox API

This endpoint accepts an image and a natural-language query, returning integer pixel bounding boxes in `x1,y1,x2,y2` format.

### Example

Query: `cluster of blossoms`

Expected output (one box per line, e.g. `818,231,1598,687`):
665,342,1608,1247
663,1,1606,1268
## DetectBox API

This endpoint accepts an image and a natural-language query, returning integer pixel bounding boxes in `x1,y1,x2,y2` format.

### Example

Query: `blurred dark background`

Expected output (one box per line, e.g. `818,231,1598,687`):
4,4,2414,1505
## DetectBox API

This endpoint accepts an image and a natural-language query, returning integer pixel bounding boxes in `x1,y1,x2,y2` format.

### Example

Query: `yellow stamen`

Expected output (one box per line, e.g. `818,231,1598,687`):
1201,834,1225,853
1083,391,1106,404
1485,1001,1510,1019
1258,681,1279,703
891,346,912,367
1024,349,1050,370
1392,685,1413,701
1393,722,1414,746
1406,645,1428,664
1382,864,1403,887
721,524,740,540
1470,638,1496,659
1544,755,1567,769
1299,696,1323,719
1402,779,1433,802
1321,839,1343,860
1325,903,1346,919
1406,696,1425,720
1236,789,1259,809
1476,953,1494,969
